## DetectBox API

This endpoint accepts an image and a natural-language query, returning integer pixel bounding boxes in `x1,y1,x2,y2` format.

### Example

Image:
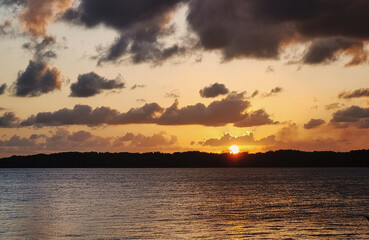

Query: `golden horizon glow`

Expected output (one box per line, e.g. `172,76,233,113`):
229,145,240,154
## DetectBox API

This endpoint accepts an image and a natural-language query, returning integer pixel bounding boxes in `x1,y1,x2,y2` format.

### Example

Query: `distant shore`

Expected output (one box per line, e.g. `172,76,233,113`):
0,150,368,168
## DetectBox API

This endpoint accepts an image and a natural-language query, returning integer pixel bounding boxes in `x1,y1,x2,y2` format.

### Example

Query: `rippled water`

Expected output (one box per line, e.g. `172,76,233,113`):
0,168,368,239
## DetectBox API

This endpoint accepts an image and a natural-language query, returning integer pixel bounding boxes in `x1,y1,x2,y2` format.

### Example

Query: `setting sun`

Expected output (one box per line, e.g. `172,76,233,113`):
229,145,240,154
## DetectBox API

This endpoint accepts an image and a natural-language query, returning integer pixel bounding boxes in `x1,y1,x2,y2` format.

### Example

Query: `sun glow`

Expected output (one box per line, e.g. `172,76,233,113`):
229,145,239,154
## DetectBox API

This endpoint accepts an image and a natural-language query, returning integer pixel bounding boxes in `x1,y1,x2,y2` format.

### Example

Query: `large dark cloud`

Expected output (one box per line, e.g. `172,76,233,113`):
17,94,277,128
331,105,369,128
70,72,125,97
199,83,229,98
0,112,19,127
63,0,187,65
0,83,6,95
187,0,369,64
304,118,325,129
14,60,61,97
339,88,369,99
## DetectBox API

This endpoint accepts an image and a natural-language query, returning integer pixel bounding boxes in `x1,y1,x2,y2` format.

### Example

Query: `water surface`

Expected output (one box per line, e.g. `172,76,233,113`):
0,168,368,239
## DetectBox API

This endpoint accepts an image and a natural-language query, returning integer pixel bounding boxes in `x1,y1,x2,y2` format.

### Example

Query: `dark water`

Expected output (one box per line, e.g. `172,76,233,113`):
0,168,368,239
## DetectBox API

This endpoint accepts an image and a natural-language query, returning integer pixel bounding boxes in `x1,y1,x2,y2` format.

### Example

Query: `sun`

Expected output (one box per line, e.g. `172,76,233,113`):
229,145,239,154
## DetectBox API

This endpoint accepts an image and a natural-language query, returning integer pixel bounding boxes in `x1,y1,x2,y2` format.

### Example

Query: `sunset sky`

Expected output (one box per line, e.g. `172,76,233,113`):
1,0,369,157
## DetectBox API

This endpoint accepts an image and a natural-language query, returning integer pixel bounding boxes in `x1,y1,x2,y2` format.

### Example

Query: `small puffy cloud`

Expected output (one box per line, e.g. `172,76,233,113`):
0,112,20,128
338,88,369,100
251,90,259,98
331,105,369,128
199,83,229,98
201,132,276,147
13,60,61,97
234,109,277,127
304,119,326,129
262,87,283,97
70,72,125,97
0,84,6,95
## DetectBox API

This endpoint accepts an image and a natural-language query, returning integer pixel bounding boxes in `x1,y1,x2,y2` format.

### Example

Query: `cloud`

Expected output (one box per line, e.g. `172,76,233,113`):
304,118,325,129
234,109,277,127
136,98,146,103
157,93,249,126
0,84,6,95
187,0,369,65
303,37,366,65
63,0,187,65
131,84,146,90
201,132,276,147
20,0,73,37
265,65,274,73
199,83,229,98
0,112,20,127
251,90,259,98
165,89,180,98
262,87,283,97
15,94,277,128
325,103,344,110
13,60,61,97
114,132,177,148
331,106,369,128
338,88,369,99
70,72,125,97
0,129,178,157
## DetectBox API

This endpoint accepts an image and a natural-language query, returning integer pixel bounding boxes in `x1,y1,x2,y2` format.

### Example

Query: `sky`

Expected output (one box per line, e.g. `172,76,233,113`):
0,0,369,157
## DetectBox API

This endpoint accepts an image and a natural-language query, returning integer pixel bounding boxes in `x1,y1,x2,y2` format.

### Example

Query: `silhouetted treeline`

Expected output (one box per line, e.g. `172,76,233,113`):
0,150,369,168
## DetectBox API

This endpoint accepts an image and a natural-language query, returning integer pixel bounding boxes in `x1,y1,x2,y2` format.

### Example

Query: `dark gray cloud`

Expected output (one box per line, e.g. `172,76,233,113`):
234,109,277,127
339,88,369,99
262,87,283,97
304,118,325,129
187,0,369,65
14,60,61,97
0,83,6,95
70,72,125,97
331,105,369,128
131,84,146,90
303,37,366,65
201,132,276,147
22,36,58,61
0,112,19,127
63,0,187,65
199,83,229,98
13,36,62,97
